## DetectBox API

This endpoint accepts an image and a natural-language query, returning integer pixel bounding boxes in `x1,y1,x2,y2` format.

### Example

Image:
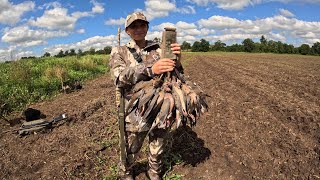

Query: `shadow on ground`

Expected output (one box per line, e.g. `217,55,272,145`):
133,126,211,178
167,126,211,167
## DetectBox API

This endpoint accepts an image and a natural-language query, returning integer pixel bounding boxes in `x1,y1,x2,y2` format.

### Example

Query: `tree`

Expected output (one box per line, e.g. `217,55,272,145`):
299,44,311,55
260,35,267,52
211,40,226,51
43,52,51,57
77,49,83,56
311,42,320,55
192,39,210,52
200,39,210,52
153,37,161,44
253,42,261,53
181,41,191,51
260,35,267,45
242,38,255,52
267,40,277,53
69,49,76,56
104,46,112,54
283,43,294,54
226,43,243,52
55,50,65,58
276,41,285,54
64,50,69,56
89,47,95,55
96,49,105,54
191,41,200,52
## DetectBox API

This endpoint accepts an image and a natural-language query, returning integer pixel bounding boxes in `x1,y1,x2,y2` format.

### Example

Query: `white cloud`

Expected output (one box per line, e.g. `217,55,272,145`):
152,23,176,31
176,21,197,29
145,0,176,11
29,7,77,30
104,1,193,28
44,35,118,55
183,28,202,36
0,49,9,61
0,0,35,25
151,21,213,43
215,0,259,10
267,32,286,42
305,38,320,44
143,0,176,20
38,1,61,10
77,29,85,34
197,15,320,44
146,31,162,41
273,0,320,3
0,47,34,61
105,17,126,26
187,0,320,10
2,26,69,47
203,34,260,43
72,11,92,19
177,35,197,42
186,0,261,10
16,51,34,58
279,8,295,17
29,1,103,31
175,5,196,14
200,28,215,35
91,0,104,13
198,16,243,29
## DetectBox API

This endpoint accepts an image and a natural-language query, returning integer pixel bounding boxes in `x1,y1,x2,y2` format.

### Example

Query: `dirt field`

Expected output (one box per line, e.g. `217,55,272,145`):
1,52,319,180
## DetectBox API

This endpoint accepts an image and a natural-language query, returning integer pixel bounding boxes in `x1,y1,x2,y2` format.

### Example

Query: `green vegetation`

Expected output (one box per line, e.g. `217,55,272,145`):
0,54,109,116
181,36,320,56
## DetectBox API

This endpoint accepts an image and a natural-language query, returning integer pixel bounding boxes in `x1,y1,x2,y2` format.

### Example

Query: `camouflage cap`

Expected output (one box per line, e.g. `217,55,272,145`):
125,12,149,29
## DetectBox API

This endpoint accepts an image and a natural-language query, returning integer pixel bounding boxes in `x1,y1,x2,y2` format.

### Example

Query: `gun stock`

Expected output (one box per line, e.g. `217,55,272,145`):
18,113,68,136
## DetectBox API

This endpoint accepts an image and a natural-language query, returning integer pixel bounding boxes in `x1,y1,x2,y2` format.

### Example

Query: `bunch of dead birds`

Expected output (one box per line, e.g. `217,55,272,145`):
126,68,209,132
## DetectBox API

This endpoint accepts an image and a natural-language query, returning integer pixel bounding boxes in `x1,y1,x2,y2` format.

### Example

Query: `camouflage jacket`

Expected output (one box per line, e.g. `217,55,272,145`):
109,39,184,132
109,39,161,91
109,39,162,132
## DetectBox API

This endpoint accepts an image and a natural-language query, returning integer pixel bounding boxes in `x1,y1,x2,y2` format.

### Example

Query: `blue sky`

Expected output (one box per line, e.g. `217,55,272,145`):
1,0,320,61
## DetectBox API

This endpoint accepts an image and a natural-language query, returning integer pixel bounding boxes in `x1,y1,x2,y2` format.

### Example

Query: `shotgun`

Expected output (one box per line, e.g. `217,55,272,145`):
18,113,68,135
117,27,128,170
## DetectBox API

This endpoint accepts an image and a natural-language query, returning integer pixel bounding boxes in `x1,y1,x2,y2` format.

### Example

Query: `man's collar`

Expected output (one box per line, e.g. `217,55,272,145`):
126,39,156,50
126,39,137,49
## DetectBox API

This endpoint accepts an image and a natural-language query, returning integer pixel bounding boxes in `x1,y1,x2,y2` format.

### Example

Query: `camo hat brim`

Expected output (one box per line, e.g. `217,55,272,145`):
125,12,149,29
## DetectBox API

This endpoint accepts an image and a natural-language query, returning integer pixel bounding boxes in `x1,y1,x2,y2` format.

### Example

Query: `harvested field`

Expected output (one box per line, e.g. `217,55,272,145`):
0,52,319,179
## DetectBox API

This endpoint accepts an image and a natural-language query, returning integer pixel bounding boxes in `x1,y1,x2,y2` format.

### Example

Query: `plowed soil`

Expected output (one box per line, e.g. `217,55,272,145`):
1,53,319,180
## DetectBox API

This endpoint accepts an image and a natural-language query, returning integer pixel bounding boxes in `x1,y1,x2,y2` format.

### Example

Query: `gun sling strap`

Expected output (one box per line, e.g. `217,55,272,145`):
118,87,127,167
127,43,160,63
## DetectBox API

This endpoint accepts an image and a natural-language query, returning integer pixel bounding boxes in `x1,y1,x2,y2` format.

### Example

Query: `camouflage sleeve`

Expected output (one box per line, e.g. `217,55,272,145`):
109,46,154,88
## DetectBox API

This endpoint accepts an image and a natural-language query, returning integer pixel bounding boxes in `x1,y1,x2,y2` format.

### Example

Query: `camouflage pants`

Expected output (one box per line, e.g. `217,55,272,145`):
117,92,168,175
120,128,168,175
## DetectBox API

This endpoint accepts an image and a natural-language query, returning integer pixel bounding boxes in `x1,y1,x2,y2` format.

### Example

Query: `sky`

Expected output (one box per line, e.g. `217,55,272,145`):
1,0,320,61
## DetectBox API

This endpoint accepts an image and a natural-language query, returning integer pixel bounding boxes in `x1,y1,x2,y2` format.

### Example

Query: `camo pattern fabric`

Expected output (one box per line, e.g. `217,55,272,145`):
125,12,148,28
110,39,167,175
109,39,160,90
109,39,161,132
123,128,168,175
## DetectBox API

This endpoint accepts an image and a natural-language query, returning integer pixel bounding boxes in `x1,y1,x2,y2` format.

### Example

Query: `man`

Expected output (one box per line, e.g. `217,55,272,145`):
109,12,181,180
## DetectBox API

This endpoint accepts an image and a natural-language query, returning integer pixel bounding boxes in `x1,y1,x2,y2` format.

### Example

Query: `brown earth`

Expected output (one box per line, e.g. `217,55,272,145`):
0,53,319,180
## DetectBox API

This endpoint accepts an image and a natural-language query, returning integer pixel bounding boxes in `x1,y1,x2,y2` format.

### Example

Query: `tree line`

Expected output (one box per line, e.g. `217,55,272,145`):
39,46,112,58
23,35,320,60
181,36,320,56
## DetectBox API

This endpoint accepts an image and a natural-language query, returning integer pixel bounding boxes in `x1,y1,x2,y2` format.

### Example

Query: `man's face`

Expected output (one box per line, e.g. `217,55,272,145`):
126,20,148,41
